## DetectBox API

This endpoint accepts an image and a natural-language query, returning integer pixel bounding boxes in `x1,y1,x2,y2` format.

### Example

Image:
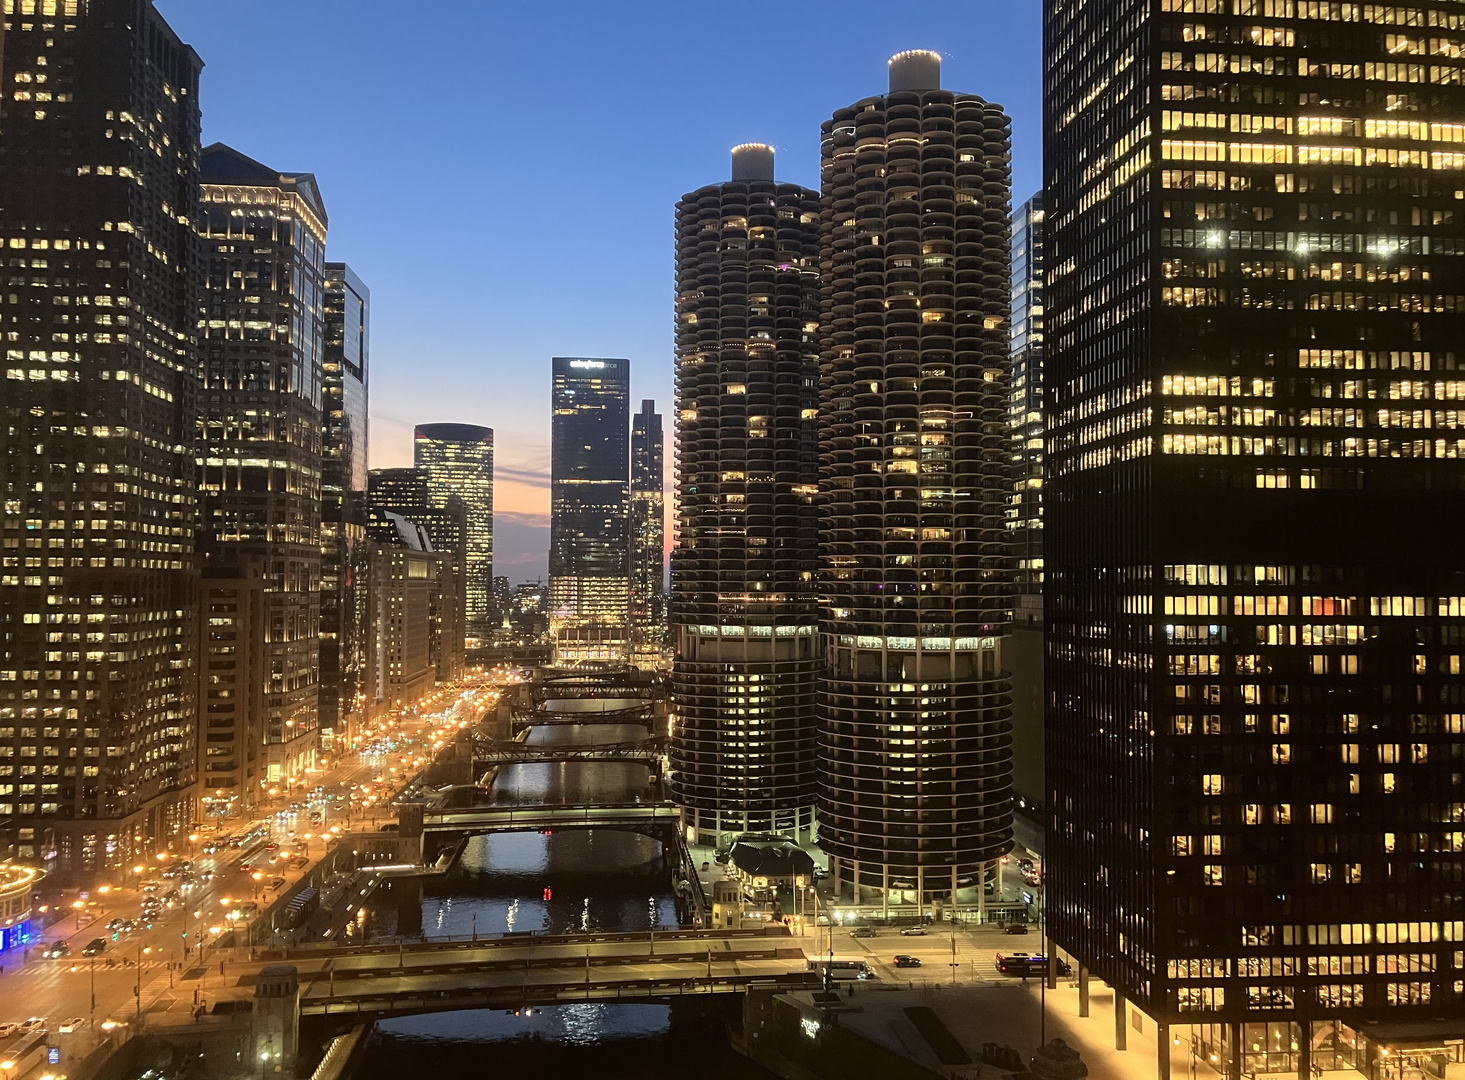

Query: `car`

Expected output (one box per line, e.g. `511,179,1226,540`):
269,877,286,890
1004,923,1030,935
58,1017,85,1033
106,918,128,932
812,867,830,880
849,926,877,938
42,942,70,959
0,1022,20,1037
899,925,927,936
263,842,278,852
19,1018,45,1034
82,938,107,956
893,954,922,968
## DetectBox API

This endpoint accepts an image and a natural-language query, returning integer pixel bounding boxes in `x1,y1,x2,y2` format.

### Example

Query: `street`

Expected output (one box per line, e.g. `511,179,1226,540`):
0,676,510,1041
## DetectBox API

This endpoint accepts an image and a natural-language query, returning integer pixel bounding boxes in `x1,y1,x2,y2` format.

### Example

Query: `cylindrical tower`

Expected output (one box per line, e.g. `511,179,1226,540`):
670,145,823,844
817,53,1015,905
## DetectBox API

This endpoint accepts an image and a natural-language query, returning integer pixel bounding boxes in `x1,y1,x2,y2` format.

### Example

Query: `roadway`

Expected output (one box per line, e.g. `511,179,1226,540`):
0,679,510,1039
798,922,1061,985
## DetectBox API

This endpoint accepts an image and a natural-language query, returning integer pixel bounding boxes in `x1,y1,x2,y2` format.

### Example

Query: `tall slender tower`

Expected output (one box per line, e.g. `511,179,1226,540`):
412,423,492,630
629,399,665,667
1007,193,1044,629
817,53,1015,905
549,357,630,662
670,145,822,843
320,263,369,746
1044,2,1465,1073
0,0,202,876
199,144,327,796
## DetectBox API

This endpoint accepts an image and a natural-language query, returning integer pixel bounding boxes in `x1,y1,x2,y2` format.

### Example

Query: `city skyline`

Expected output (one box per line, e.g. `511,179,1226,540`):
155,0,1043,579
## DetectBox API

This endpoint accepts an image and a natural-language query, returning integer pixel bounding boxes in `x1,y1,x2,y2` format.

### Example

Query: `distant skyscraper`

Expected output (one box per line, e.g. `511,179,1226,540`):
319,263,370,744
549,357,630,662
669,145,822,843
0,0,203,876
817,53,1014,905
1044,3,1465,1074
1007,193,1044,627
199,144,327,800
413,424,493,628
629,399,665,665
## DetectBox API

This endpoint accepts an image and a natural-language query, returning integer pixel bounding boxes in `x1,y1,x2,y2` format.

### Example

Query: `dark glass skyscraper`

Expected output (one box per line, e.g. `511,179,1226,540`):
320,263,369,744
199,144,327,797
549,356,630,662
413,423,492,629
669,145,822,843
817,53,1015,906
0,0,202,877
629,399,665,667
1044,3,1465,1075
1008,193,1044,628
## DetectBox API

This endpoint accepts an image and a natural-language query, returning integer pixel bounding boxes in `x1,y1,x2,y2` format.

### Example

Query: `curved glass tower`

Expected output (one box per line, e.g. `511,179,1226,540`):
816,53,1015,905
670,145,822,844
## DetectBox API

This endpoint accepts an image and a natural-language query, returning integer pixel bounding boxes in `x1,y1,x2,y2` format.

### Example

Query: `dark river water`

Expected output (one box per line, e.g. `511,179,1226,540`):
349,702,776,1080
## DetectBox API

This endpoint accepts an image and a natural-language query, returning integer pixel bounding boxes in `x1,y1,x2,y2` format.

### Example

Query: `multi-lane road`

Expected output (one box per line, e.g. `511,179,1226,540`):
0,681,505,1043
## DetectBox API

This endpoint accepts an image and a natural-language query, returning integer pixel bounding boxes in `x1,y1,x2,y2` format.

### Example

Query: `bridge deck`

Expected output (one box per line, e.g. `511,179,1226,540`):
423,800,680,833
232,932,817,1017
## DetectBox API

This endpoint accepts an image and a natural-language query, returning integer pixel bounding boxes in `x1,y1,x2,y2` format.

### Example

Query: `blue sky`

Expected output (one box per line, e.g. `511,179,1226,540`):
158,0,1043,578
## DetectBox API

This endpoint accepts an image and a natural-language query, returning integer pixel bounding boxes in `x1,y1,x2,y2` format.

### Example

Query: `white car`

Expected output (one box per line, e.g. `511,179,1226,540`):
58,1017,85,1034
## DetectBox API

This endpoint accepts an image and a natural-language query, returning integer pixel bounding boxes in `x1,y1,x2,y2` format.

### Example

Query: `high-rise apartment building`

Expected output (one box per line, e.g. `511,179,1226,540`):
413,423,492,629
198,144,326,795
669,145,822,843
629,399,665,667
549,356,630,662
817,53,1015,906
1044,4,1465,1075
319,263,369,745
0,0,202,878
1008,193,1044,627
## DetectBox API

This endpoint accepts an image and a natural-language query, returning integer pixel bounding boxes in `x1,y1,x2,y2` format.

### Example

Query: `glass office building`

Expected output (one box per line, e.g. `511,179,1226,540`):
669,145,822,844
320,263,369,744
629,399,666,667
1008,193,1044,627
413,423,492,629
816,53,1016,906
549,356,630,662
1043,2,1465,1075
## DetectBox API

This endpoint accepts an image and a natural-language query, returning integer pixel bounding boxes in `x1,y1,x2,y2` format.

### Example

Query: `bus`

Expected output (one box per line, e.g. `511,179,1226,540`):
995,951,1072,977
807,958,871,980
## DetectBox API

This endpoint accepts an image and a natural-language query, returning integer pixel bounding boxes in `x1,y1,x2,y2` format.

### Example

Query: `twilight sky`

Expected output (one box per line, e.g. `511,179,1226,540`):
159,0,1043,580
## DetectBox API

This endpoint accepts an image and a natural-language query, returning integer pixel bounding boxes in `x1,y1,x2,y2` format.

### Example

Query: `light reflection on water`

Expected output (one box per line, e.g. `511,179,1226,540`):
345,716,777,1077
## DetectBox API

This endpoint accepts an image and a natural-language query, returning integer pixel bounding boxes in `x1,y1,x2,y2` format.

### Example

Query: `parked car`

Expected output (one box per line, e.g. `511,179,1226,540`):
893,955,922,968
1003,923,1029,935
849,926,877,938
899,926,927,936
82,938,107,956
